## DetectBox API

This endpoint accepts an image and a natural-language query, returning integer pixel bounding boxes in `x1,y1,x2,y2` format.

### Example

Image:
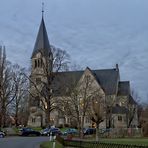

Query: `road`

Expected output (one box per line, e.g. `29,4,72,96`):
0,136,50,148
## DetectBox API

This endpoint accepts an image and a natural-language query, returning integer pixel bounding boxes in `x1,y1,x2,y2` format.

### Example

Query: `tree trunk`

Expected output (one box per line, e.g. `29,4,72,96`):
80,116,85,139
40,115,43,128
96,124,99,141
46,109,51,126
1,106,6,127
77,122,81,137
15,107,18,127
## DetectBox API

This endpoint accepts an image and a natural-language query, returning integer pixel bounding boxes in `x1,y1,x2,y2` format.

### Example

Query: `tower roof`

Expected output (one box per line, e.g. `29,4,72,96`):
31,17,51,58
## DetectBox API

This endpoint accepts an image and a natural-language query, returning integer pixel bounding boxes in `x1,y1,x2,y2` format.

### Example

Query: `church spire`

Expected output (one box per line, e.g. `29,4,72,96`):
31,5,51,58
42,2,44,18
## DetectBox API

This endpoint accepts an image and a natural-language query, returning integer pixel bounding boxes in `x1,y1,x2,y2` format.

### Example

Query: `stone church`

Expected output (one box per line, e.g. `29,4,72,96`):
28,15,138,129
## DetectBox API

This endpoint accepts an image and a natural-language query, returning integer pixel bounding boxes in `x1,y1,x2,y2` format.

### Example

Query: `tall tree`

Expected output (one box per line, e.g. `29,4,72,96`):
89,94,105,141
59,68,105,138
0,46,16,127
11,64,29,126
27,45,70,126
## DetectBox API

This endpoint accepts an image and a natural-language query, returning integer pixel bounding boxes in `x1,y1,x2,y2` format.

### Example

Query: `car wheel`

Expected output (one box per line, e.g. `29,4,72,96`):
0,135,4,138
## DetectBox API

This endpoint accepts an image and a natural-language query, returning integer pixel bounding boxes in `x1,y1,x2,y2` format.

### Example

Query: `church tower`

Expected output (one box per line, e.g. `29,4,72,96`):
28,12,53,127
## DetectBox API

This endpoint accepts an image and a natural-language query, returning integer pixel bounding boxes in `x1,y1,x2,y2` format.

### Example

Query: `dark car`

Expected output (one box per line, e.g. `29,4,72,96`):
83,128,96,135
63,128,78,136
0,131,5,138
19,128,40,136
40,128,62,136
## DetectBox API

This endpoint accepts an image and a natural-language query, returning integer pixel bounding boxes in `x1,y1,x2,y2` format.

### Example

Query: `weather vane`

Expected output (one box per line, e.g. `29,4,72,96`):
42,2,44,17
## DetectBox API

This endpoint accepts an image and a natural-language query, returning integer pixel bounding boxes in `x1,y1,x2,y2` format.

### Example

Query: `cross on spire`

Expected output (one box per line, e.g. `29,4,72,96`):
42,2,44,18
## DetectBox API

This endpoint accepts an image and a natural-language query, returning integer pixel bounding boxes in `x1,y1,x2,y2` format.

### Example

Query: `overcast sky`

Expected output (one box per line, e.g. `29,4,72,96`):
0,0,148,102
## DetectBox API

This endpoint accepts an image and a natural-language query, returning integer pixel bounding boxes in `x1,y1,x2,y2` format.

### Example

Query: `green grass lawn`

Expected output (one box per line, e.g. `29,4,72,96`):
31,127,43,131
100,138,148,146
40,138,148,148
40,141,63,148
60,127,69,132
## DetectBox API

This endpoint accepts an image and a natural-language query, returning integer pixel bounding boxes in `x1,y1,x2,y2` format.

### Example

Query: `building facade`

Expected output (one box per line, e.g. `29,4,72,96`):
28,16,138,129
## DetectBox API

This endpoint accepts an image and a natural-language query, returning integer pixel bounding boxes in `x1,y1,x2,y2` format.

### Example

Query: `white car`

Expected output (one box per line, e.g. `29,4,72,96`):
0,131,5,138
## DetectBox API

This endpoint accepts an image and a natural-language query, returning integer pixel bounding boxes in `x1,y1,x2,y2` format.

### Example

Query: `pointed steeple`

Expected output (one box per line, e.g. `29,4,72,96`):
31,15,51,58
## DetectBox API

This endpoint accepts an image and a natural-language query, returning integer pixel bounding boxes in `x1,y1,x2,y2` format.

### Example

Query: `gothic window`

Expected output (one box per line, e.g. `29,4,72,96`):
118,115,122,121
34,60,37,68
85,117,91,123
34,96,40,107
32,118,36,123
40,59,43,67
67,118,71,124
38,59,40,67
38,59,42,67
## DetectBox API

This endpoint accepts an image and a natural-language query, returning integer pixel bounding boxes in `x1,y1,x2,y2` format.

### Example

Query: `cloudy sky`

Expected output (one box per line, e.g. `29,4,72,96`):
0,0,148,102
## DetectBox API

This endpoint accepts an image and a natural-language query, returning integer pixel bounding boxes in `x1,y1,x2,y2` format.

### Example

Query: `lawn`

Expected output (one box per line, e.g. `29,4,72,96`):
100,138,148,146
40,141,63,148
40,138,148,148
31,127,43,131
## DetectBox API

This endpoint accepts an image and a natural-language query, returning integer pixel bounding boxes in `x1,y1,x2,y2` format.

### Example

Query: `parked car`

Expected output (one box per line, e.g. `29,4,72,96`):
99,128,112,134
63,128,78,136
19,128,40,136
40,127,62,136
83,128,96,135
40,128,50,136
0,131,5,138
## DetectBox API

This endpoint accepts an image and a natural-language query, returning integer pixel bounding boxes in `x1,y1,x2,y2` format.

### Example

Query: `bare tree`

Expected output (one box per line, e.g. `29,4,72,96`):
89,94,105,141
127,89,139,128
105,95,116,129
60,68,105,138
0,46,16,127
11,64,29,126
27,46,70,125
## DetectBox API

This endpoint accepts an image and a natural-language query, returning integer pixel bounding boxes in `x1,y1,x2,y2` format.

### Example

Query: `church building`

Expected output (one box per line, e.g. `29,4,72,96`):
28,14,138,129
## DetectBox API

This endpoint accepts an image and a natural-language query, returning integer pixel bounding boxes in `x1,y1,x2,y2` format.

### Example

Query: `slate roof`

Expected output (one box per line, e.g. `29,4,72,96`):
112,105,128,114
32,17,51,58
129,95,137,105
117,81,130,96
52,68,119,96
93,69,119,95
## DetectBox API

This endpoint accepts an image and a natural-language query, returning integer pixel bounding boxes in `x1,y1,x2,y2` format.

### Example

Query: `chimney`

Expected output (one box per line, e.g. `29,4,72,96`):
116,64,119,71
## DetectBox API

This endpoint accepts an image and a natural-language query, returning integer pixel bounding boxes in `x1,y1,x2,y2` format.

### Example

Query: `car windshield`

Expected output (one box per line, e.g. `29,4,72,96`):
23,128,33,131
43,128,50,131
50,128,59,131
68,128,77,131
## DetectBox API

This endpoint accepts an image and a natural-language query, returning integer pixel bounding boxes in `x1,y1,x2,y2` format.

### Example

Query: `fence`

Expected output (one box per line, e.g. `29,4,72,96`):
99,128,142,138
56,136,148,148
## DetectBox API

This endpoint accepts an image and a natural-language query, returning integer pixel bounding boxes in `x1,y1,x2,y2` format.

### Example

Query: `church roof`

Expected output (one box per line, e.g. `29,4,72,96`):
129,95,137,105
117,81,130,96
112,104,128,114
31,17,51,58
52,68,119,96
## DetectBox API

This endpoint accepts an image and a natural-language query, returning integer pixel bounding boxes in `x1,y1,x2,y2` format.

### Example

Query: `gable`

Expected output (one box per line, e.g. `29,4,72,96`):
52,67,119,96
78,67,105,95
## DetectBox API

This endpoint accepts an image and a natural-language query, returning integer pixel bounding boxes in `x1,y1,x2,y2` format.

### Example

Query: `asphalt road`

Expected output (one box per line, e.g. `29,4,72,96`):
0,136,50,148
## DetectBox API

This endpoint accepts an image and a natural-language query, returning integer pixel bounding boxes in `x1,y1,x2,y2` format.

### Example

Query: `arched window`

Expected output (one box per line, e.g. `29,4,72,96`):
34,96,40,107
34,60,37,68
32,117,36,123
